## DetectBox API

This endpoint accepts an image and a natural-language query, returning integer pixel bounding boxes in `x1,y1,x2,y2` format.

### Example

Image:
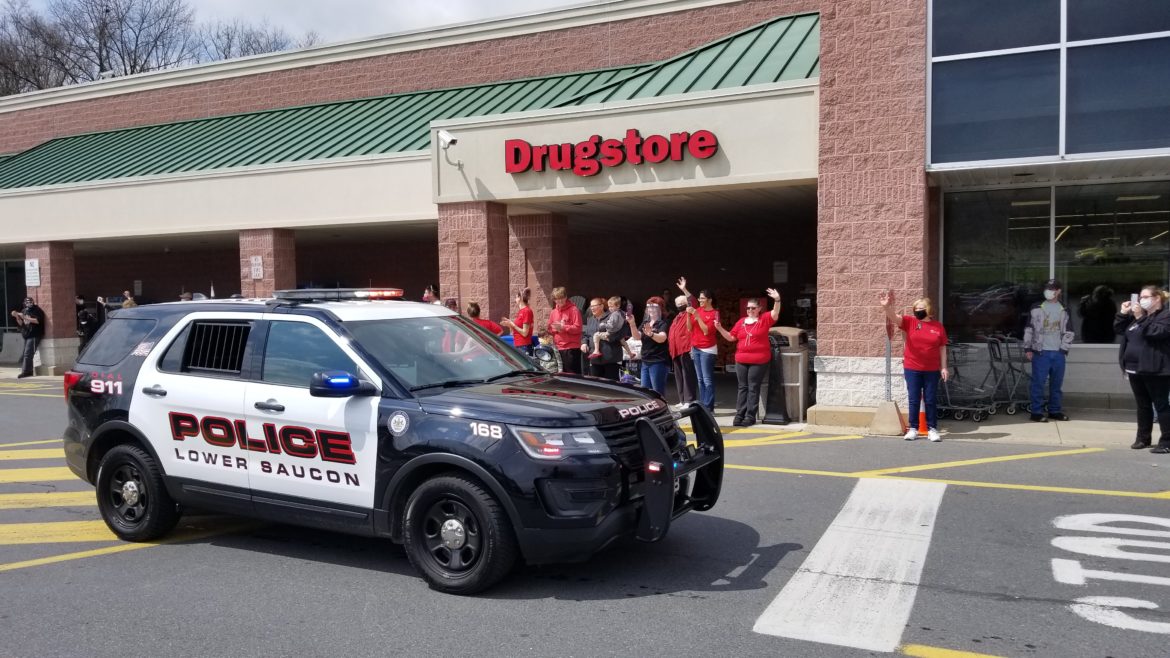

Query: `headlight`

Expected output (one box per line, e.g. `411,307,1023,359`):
509,426,609,460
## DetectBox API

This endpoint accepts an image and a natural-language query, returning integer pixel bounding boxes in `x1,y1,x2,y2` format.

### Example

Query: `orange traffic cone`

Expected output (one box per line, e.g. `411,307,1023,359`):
918,411,928,433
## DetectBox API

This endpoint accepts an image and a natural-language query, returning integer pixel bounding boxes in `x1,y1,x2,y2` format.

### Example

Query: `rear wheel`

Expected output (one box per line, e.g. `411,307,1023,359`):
95,445,180,541
402,474,518,595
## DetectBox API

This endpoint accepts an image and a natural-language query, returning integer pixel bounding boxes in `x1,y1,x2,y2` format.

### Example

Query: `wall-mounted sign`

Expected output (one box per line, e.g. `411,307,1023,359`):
24,259,39,287
250,255,264,280
504,129,718,177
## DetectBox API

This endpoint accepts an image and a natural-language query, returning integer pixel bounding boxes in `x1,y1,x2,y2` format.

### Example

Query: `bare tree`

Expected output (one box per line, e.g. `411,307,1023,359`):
200,19,318,61
0,0,321,96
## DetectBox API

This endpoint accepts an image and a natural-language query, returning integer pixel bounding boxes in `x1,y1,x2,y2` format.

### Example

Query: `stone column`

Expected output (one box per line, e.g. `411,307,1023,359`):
813,0,929,414
507,213,568,325
239,229,296,298
437,201,510,320
24,241,77,374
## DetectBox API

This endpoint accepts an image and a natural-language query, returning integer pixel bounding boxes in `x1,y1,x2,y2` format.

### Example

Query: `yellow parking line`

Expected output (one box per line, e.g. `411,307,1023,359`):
902,644,1005,658
0,520,258,573
724,432,807,447
0,520,118,544
887,475,1170,500
0,439,62,448
0,492,94,509
726,464,859,478
0,391,62,398
0,467,77,483
766,434,864,446
849,447,1105,477
0,448,63,461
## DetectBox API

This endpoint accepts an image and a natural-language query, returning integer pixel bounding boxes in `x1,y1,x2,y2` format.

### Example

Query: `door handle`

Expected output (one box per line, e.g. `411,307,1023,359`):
254,399,285,412
141,385,167,397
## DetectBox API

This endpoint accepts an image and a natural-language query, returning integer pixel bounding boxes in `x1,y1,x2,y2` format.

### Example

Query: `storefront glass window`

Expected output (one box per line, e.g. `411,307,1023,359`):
1066,38,1170,154
943,182,1170,343
932,0,1059,57
1068,0,1170,41
1055,183,1170,344
931,52,1060,164
943,188,1052,341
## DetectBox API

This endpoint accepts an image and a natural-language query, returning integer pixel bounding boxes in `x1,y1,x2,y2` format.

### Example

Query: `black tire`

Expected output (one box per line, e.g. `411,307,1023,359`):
95,444,180,541
402,474,518,595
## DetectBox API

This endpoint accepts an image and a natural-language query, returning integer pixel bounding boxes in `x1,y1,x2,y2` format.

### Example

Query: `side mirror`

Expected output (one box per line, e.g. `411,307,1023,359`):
309,370,378,397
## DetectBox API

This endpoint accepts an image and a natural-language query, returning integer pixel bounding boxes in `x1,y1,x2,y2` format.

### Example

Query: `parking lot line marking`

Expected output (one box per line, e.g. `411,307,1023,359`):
0,448,64,461
849,447,1105,477
0,519,259,573
754,479,946,652
763,434,864,445
0,492,94,509
0,439,62,448
902,644,1005,658
0,391,63,398
0,520,118,544
724,432,807,447
726,463,861,478
886,475,1170,500
0,467,76,483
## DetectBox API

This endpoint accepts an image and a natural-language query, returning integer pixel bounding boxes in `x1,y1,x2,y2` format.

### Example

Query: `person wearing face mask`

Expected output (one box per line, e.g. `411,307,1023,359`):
668,291,699,410
880,291,949,442
714,289,782,426
1115,285,1170,453
11,297,45,378
677,277,719,414
628,296,671,395
1023,279,1075,423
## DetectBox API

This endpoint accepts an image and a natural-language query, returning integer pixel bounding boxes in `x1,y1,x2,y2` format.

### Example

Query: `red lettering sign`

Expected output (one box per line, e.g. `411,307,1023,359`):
503,129,719,177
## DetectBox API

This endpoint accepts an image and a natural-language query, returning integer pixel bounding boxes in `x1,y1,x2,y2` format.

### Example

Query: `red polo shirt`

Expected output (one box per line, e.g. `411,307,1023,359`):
899,315,947,371
730,314,775,364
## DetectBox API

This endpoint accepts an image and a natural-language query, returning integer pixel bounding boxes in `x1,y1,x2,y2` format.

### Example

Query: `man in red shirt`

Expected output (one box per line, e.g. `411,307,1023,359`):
546,286,583,374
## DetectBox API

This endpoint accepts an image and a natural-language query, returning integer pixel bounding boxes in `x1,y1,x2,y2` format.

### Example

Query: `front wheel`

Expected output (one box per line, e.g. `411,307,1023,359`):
95,444,180,541
402,474,518,595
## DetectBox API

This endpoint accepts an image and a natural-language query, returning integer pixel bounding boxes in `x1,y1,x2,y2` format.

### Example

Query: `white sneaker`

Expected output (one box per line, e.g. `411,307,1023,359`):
903,429,918,441
927,428,941,442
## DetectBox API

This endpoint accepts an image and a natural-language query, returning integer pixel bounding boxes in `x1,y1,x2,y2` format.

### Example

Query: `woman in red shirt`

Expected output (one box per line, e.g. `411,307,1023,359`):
500,288,534,356
466,302,504,335
677,277,718,414
880,291,949,442
716,288,781,426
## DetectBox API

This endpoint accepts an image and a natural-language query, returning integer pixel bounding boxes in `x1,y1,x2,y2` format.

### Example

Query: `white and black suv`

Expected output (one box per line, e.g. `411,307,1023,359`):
63,289,724,594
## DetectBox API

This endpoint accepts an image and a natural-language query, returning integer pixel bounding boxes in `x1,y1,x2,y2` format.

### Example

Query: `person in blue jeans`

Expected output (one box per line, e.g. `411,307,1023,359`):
1024,278,1075,422
678,277,718,413
628,296,670,396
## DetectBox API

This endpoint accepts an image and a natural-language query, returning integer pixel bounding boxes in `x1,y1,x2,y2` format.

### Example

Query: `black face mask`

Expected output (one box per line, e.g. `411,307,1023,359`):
913,309,928,320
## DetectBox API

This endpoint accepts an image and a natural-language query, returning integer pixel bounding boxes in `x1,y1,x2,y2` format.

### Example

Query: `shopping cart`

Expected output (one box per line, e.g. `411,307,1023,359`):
982,336,1033,415
938,343,996,422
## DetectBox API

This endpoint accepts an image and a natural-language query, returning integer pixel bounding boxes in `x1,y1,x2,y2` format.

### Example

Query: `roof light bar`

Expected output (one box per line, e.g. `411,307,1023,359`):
273,288,404,302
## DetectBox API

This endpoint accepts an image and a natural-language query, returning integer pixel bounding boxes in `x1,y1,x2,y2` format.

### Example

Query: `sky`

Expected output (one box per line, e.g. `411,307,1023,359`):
27,0,596,44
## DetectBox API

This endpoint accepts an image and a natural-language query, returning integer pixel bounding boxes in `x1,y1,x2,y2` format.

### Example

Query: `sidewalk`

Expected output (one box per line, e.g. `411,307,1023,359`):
1,367,1139,450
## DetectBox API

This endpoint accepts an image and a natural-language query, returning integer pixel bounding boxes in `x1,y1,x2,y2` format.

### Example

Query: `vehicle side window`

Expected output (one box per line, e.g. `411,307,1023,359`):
78,318,157,366
171,321,252,376
262,321,358,388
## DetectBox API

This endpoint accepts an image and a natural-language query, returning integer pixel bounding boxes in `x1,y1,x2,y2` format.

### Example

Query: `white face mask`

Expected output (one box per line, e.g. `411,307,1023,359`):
1140,297,1155,311
1043,289,1057,301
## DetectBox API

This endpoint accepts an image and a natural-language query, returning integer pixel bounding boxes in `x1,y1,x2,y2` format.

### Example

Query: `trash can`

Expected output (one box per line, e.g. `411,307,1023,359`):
762,327,810,424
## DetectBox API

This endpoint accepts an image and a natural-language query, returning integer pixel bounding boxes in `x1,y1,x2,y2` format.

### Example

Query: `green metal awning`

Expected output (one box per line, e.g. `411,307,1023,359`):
0,12,818,190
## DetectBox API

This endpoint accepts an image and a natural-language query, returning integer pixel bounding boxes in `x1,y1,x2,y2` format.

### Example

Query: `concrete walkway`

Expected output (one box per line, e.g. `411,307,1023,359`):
2,366,1143,451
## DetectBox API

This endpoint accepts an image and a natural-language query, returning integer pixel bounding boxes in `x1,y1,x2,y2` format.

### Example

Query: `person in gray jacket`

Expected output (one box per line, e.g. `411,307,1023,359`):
1023,278,1075,422
582,296,625,380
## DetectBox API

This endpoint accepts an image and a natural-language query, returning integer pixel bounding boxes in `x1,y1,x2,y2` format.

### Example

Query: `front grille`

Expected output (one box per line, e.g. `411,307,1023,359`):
598,411,678,471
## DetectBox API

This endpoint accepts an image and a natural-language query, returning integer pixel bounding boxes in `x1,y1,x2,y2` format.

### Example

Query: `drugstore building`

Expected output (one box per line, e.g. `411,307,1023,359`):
1,0,1167,420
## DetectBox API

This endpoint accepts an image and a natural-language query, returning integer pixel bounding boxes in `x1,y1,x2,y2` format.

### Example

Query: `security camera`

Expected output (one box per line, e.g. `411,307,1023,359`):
438,129,458,149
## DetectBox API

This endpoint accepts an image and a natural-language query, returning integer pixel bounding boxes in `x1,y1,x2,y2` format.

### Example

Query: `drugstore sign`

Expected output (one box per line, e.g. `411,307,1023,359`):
504,129,718,177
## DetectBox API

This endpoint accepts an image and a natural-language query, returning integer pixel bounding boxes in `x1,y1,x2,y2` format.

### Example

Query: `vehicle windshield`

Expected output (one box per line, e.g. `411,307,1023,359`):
346,316,537,391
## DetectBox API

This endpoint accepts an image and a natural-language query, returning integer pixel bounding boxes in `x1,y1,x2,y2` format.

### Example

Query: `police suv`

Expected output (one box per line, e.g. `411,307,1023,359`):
63,289,724,594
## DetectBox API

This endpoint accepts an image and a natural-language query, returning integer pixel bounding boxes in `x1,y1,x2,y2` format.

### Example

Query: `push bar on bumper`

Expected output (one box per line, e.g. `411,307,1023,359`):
633,404,724,542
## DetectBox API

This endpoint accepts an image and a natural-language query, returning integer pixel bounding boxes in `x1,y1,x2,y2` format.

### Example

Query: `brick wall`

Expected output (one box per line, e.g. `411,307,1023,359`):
815,0,928,361
24,242,75,339
0,0,818,154
239,229,296,298
295,235,438,298
438,202,510,320
74,247,242,302
508,213,567,324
